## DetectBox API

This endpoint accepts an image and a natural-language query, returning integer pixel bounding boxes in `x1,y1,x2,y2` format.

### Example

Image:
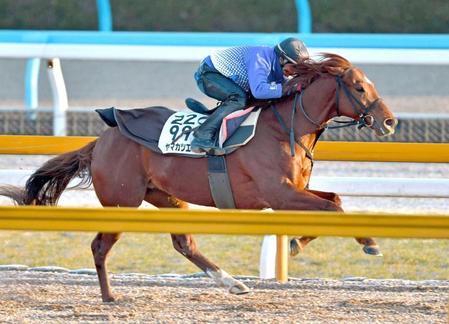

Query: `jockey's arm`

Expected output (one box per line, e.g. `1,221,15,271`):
246,50,283,100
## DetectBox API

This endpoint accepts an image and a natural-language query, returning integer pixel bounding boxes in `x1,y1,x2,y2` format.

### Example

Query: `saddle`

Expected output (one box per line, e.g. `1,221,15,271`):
96,99,261,158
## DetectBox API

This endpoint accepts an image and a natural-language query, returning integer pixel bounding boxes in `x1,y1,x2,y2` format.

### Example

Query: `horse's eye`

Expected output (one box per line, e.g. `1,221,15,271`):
355,85,365,93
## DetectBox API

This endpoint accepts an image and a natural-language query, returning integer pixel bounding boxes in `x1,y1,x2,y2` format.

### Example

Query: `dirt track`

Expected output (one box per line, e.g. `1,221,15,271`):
0,266,447,323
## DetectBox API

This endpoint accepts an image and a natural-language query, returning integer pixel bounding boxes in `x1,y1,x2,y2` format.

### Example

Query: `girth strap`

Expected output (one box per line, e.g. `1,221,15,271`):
207,156,236,209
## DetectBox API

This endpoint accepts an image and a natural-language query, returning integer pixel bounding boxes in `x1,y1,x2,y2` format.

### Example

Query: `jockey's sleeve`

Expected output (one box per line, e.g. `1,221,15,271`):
246,49,282,100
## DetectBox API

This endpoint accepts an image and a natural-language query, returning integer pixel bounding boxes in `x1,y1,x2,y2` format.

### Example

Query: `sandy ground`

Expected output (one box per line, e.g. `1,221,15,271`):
0,266,448,323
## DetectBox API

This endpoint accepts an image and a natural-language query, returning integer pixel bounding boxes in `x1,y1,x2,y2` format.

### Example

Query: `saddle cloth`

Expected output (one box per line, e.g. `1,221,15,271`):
96,106,261,157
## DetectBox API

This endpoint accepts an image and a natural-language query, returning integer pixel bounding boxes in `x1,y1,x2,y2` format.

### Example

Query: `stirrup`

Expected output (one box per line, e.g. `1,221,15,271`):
191,137,215,152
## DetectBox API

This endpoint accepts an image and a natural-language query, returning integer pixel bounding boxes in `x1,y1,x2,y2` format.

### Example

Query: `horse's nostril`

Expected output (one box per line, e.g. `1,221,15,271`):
384,118,397,128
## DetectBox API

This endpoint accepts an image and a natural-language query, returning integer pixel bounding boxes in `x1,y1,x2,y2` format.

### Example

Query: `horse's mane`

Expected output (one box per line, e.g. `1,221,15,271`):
288,53,353,89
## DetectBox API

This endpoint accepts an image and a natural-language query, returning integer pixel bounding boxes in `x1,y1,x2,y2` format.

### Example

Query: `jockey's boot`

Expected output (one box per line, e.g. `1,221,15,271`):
191,95,246,155
185,98,211,114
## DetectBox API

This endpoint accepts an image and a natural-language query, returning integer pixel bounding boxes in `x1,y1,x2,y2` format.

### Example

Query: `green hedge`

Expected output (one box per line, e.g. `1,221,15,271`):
0,0,448,33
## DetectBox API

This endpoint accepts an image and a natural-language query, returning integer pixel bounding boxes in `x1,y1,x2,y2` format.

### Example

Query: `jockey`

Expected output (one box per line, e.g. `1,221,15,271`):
191,37,310,154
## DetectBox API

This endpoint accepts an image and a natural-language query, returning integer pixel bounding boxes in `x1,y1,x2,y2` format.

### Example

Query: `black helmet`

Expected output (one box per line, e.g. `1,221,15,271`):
275,37,309,64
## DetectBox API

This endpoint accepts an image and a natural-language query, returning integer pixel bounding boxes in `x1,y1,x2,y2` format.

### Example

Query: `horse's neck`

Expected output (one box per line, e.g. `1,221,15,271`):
300,76,337,133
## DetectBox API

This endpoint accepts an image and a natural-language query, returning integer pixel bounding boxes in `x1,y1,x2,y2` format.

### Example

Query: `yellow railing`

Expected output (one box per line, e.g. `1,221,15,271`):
1,206,449,238
0,135,96,154
1,206,449,282
316,141,449,162
1,135,449,162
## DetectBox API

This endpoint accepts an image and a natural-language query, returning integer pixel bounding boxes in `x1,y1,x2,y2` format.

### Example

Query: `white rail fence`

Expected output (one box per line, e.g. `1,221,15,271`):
2,170,449,199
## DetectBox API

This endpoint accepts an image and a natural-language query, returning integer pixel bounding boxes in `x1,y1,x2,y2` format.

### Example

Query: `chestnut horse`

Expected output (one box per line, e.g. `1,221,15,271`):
0,54,397,302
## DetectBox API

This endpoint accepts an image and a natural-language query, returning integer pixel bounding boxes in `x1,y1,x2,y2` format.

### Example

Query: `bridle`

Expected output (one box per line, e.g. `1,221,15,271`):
271,70,383,158
300,73,383,131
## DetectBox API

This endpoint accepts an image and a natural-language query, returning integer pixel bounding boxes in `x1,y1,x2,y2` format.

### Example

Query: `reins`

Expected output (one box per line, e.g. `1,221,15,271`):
271,98,314,159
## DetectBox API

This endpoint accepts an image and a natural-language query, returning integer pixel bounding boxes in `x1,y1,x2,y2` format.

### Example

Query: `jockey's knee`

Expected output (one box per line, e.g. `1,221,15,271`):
226,93,248,107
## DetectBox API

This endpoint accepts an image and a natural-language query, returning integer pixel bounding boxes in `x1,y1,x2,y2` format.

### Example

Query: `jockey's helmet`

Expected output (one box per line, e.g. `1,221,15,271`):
275,37,309,65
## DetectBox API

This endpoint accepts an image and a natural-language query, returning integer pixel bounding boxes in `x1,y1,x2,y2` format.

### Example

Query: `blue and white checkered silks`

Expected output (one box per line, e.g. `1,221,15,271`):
210,46,251,91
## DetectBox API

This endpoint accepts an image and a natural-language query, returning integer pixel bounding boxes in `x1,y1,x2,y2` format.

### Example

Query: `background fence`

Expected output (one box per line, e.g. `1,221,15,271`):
1,110,449,142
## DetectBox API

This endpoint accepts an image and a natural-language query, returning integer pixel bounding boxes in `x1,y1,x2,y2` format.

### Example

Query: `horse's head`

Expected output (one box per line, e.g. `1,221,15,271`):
334,66,397,137
285,53,397,137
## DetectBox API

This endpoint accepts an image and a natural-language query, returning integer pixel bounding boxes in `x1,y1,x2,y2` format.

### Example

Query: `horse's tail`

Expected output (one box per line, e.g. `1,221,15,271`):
0,140,97,206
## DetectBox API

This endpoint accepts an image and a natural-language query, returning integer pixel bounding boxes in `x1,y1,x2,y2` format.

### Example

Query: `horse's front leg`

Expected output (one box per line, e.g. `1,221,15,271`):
145,189,249,295
354,237,383,256
307,189,342,208
171,234,249,294
287,189,340,256
290,189,382,257
260,184,343,212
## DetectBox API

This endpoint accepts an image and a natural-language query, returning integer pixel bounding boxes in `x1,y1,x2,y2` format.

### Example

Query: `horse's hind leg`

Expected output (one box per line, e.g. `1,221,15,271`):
91,186,146,302
90,128,148,302
91,233,121,302
144,189,249,295
290,189,382,257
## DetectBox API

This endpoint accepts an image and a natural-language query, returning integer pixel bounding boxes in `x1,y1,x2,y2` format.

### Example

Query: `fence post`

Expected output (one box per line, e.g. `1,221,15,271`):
259,235,276,279
96,0,113,32
295,0,312,33
24,58,40,120
23,1,112,130
47,59,68,136
276,235,289,282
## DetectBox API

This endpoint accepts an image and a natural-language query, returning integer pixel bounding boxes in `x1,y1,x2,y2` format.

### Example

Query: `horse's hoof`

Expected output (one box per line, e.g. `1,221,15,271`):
102,295,117,303
289,238,302,257
229,282,250,295
363,245,383,257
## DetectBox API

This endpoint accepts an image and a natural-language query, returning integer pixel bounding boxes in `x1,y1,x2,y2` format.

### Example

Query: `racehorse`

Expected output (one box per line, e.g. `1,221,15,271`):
0,54,397,302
